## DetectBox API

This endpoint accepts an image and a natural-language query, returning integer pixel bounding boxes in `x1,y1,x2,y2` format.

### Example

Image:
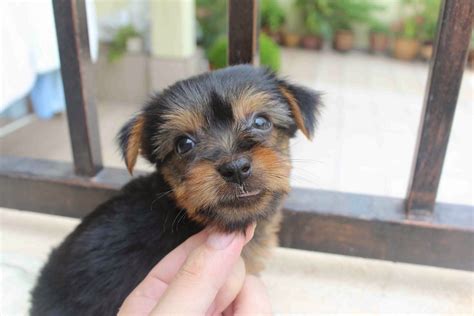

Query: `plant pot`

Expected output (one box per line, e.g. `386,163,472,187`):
301,35,323,50
393,38,420,61
262,27,282,44
332,30,354,52
369,32,388,54
270,31,283,45
419,42,433,61
209,63,217,71
468,49,474,69
282,32,301,47
271,31,283,45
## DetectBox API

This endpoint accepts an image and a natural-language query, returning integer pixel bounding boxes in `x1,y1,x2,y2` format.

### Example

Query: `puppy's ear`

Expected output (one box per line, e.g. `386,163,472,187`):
278,81,321,140
117,113,145,175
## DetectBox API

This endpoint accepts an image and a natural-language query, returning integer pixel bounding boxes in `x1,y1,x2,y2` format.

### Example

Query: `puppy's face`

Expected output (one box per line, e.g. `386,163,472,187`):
118,66,320,232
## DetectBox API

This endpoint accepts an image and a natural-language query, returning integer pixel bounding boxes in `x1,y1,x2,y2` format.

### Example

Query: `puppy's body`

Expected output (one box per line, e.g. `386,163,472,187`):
31,174,201,315
31,66,320,315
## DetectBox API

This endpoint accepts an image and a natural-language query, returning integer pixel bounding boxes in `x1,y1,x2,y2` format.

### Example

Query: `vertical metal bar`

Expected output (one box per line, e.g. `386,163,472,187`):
406,0,473,215
52,0,103,177
228,0,259,66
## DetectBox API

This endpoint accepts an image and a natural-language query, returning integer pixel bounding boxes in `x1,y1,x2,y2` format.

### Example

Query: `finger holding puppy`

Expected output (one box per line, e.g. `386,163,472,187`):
120,224,256,315
152,224,255,314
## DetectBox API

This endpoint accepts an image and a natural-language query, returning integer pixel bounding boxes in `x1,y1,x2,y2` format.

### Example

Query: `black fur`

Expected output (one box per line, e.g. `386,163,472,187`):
209,90,234,126
278,80,321,139
31,174,202,315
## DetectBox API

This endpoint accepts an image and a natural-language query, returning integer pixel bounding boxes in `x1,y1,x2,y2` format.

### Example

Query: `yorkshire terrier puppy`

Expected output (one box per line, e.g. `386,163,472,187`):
31,65,321,315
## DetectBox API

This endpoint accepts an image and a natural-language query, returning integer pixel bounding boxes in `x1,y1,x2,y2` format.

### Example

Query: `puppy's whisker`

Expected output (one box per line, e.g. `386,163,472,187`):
171,209,186,233
292,165,320,174
175,210,188,230
291,172,319,186
155,189,173,199
155,190,174,231
289,139,303,148
151,189,173,212
290,158,325,164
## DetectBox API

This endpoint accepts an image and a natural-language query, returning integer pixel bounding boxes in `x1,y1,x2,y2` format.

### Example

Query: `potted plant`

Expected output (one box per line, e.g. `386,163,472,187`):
418,0,441,61
281,30,301,47
392,17,421,61
261,0,285,44
332,26,354,52
207,33,281,72
196,0,227,50
328,0,381,53
369,19,389,54
108,25,142,62
294,0,331,50
301,11,326,50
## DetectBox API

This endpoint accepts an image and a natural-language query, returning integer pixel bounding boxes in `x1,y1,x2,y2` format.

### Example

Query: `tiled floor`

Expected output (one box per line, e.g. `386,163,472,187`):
1,49,472,205
2,207,473,315
279,49,473,205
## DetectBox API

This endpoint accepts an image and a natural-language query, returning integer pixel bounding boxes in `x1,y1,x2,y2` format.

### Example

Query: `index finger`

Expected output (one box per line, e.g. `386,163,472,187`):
118,230,209,315
149,229,210,284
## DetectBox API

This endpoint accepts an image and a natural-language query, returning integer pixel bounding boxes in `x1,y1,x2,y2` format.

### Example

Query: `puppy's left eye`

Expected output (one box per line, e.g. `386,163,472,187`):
252,116,272,130
176,137,196,155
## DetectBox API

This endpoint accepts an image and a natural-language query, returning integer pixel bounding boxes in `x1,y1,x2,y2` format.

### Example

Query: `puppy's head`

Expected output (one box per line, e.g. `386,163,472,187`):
118,65,321,232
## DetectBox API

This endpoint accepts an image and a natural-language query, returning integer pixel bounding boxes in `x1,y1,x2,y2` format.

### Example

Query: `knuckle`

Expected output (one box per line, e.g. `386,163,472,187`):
177,250,206,280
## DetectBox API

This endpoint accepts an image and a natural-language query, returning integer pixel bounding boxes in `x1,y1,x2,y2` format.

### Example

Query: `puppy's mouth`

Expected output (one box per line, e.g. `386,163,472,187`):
237,189,262,198
217,187,265,207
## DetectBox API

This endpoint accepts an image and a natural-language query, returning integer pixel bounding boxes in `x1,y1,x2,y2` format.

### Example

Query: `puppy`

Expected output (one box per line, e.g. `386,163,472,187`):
30,65,321,315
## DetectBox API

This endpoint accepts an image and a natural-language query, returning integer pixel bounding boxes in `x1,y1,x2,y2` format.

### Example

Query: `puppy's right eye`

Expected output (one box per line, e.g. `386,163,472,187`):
175,137,196,155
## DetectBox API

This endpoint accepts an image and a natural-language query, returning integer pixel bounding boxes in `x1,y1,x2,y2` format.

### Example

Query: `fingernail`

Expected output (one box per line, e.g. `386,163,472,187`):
245,222,257,243
206,232,236,250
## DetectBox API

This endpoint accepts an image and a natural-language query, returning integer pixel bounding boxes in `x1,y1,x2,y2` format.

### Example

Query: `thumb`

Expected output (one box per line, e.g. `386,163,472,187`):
152,226,254,314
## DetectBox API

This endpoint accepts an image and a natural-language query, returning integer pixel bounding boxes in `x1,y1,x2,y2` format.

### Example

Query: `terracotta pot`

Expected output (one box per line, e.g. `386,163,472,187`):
468,49,474,69
419,43,433,61
369,32,388,54
262,27,282,44
301,35,323,50
209,63,217,71
282,32,301,47
332,30,354,52
270,31,282,45
393,38,420,60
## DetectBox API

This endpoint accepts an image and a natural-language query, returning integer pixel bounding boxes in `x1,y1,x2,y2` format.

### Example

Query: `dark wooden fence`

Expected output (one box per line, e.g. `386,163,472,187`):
1,0,473,270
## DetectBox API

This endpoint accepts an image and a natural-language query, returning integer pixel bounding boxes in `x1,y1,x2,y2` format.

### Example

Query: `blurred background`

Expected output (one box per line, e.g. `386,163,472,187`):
1,1,473,314
1,0,472,206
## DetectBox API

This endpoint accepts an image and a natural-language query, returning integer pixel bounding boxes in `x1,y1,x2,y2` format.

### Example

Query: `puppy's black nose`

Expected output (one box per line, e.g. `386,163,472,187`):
218,157,252,184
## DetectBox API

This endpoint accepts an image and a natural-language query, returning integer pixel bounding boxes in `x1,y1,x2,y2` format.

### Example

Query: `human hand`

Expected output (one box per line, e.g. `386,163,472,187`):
118,224,272,315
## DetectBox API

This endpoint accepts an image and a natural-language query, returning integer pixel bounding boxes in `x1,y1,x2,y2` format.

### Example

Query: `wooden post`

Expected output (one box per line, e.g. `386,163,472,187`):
406,0,473,215
53,0,103,177
228,0,259,66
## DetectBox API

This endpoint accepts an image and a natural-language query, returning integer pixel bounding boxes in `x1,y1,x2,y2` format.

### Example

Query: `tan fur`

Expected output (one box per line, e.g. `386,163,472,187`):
279,86,312,140
125,115,145,174
232,89,272,121
251,147,291,193
172,161,223,215
161,108,204,133
243,209,283,274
